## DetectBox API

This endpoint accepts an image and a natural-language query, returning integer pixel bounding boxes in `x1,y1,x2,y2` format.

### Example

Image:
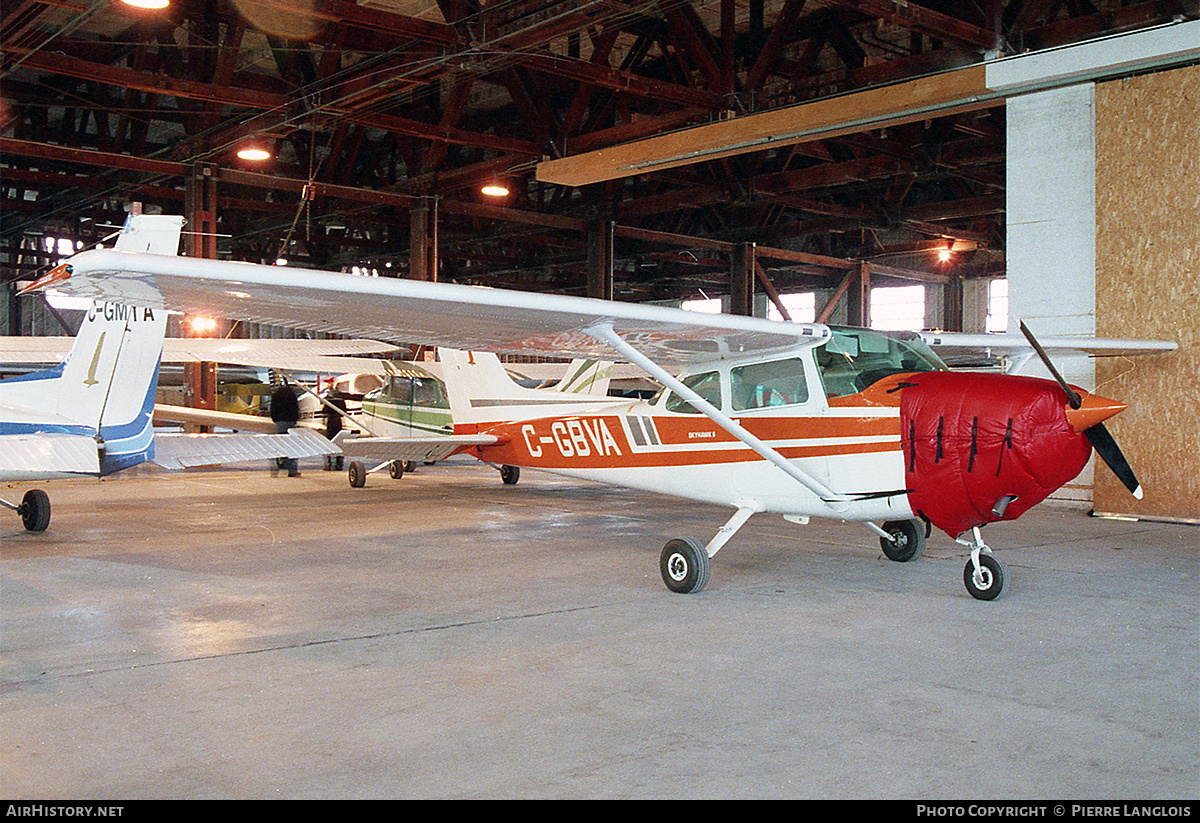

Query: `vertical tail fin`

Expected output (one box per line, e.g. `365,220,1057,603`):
0,215,177,475
112,214,185,255
81,302,167,473
438,348,621,428
556,359,613,396
0,302,168,475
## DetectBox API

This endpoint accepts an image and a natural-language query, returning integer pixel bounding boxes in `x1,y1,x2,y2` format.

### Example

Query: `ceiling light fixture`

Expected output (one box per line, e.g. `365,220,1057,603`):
121,0,170,8
188,316,218,336
237,146,271,161
481,180,509,197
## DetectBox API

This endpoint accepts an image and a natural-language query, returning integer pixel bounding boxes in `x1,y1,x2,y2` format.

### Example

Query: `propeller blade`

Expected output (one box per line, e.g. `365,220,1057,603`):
1019,320,1082,409
1085,423,1143,499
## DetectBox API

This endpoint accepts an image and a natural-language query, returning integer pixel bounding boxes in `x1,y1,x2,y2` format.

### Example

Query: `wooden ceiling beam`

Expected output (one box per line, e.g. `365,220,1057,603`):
536,64,993,186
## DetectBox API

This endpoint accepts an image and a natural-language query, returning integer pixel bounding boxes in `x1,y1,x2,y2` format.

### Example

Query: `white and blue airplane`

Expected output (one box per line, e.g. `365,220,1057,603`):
0,298,163,532
0,215,337,533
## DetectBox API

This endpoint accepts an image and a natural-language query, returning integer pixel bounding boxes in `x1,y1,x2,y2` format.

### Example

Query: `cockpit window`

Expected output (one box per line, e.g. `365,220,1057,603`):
386,375,449,409
817,327,945,397
731,358,809,410
664,371,722,414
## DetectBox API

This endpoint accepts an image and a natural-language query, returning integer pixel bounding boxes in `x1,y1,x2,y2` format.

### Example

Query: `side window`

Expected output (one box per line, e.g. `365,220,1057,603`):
388,376,412,402
664,371,722,414
731,358,810,411
411,377,448,409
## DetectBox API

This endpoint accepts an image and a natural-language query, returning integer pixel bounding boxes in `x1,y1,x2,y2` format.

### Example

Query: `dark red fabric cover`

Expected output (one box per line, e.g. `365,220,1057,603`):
900,371,1092,537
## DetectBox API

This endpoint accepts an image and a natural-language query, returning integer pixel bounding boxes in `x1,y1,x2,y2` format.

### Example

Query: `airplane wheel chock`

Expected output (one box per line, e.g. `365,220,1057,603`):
348,460,367,488
17,489,51,533
879,519,925,562
660,537,710,594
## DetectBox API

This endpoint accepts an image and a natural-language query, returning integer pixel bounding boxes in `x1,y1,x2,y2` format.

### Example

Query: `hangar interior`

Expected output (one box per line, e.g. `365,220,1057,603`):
1,0,1198,800
2,0,1197,519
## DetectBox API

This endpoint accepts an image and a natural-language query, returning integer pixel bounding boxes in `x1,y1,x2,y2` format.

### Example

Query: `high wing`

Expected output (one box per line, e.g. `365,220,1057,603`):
919,330,1177,373
162,337,402,374
36,249,828,367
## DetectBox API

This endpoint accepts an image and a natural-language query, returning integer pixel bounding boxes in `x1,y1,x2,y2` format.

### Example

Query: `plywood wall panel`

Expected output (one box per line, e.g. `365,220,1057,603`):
1094,65,1200,521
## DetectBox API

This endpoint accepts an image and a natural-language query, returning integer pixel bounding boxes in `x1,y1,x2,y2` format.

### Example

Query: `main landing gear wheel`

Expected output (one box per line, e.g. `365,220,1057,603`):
348,460,367,488
660,537,710,594
388,460,404,480
18,489,51,532
323,455,344,471
879,519,925,562
964,553,1005,600
500,465,520,485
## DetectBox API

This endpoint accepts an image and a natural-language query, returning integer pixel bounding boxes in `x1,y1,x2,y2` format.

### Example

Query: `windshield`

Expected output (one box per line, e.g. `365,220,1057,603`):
817,327,944,397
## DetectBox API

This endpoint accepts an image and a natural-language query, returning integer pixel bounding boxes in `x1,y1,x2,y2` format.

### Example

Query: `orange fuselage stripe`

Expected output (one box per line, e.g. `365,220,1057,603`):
463,413,902,470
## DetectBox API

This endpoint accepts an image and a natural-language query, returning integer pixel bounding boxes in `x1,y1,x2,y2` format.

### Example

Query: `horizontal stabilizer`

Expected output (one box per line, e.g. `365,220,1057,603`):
0,433,101,479
339,434,498,465
153,428,338,469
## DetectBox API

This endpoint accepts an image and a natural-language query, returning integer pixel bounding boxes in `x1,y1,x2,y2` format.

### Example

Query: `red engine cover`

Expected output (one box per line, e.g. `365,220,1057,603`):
900,371,1093,538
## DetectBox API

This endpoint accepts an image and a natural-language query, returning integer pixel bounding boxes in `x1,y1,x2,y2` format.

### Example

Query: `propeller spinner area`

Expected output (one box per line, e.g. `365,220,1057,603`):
1018,321,1144,500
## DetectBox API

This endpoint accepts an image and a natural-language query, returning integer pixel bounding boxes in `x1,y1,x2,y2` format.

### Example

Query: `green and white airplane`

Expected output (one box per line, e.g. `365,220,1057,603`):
334,354,618,488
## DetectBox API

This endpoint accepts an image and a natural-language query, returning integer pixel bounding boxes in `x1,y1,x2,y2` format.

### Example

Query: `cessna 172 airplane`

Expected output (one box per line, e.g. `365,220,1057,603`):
25,216,1176,598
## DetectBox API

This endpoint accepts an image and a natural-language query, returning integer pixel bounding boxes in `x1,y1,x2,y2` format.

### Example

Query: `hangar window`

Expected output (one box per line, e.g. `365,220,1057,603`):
767,293,816,323
870,285,926,331
987,277,1009,333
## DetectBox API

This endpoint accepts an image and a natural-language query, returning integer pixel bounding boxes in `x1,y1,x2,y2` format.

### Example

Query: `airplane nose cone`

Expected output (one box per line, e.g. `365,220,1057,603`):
1065,392,1128,433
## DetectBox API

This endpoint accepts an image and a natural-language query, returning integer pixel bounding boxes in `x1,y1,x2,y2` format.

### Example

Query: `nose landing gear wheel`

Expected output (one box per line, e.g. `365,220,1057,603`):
660,537,710,594
964,553,1005,600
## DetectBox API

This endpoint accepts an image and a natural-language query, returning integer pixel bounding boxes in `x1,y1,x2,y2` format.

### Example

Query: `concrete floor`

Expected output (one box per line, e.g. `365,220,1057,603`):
1,457,1196,800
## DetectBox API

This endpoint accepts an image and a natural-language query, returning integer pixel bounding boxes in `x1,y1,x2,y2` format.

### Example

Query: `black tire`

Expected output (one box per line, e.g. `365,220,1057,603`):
389,460,404,480
660,537,710,594
964,554,1004,600
348,460,367,488
880,519,925,562
500,465,520,485
269,385,301,429
19,489,50,533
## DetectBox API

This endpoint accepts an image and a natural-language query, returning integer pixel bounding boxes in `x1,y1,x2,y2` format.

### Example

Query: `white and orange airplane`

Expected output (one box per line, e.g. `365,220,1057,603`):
26,216,1177,599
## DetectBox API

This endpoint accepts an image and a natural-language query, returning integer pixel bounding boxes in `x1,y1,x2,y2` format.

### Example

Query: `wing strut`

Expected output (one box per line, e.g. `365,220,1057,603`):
584,322,849,510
